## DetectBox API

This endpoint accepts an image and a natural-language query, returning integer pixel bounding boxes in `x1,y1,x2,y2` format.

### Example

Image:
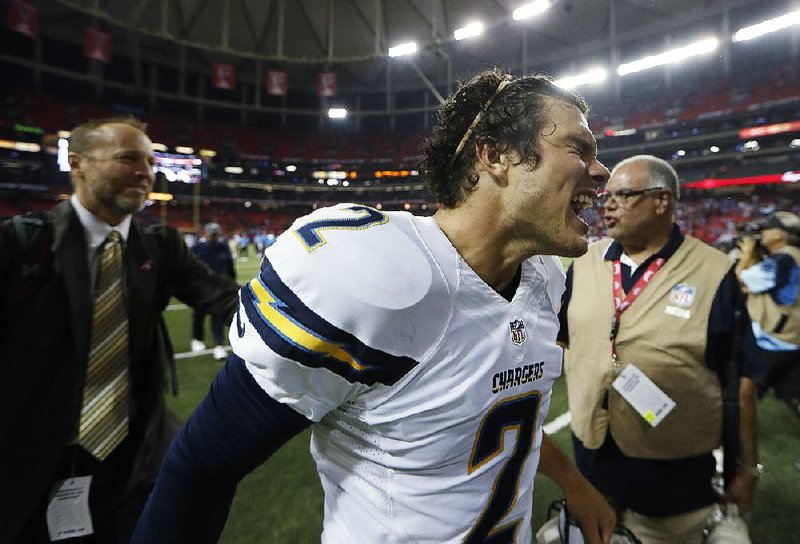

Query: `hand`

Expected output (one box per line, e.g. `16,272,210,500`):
722,472,757,514
564,477,617,544
736,236,758,255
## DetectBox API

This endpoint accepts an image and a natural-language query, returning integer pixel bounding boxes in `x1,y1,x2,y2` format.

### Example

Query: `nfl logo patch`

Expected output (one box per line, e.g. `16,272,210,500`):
669,283,696,308
509,319,527,345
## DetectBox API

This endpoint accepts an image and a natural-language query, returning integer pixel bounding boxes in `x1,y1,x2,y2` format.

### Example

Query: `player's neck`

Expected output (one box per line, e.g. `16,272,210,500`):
433,208,521,293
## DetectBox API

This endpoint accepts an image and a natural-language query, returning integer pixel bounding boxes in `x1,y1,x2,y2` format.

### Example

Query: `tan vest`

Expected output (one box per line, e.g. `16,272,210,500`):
745,245,800,345
564,236,731,459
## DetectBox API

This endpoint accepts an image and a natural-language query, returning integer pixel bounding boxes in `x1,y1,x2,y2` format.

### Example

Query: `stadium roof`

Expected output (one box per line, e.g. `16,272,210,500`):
32,0,794,94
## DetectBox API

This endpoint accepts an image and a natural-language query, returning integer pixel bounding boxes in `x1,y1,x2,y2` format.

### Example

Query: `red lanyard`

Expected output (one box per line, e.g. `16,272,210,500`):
610,257,666,359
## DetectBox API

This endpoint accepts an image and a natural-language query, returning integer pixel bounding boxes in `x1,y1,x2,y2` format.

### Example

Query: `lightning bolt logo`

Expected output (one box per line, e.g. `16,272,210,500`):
247,277,368,372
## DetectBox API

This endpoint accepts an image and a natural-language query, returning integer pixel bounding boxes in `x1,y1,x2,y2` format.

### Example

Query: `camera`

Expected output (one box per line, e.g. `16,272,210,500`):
735,221,762,240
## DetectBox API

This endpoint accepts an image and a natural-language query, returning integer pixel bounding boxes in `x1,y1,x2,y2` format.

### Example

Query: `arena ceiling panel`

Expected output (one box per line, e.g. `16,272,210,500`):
34,0,793,92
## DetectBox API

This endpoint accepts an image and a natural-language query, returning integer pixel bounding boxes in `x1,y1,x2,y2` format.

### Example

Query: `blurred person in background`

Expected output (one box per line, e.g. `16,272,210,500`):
236,231,250,261
227,231,239,260
736,211,800,468
559,155,760,544
0,116,240,544
132,69,617,544
190,222,237,360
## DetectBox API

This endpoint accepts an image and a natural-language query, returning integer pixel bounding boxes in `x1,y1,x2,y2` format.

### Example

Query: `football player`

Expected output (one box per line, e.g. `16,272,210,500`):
132,69,614,544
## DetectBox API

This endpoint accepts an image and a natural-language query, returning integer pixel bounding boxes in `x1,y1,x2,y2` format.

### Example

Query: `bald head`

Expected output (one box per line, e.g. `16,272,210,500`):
611,155,680,205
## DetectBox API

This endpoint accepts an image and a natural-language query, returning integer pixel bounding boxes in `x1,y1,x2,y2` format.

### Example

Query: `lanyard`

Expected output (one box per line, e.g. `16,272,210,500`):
610,256,666,359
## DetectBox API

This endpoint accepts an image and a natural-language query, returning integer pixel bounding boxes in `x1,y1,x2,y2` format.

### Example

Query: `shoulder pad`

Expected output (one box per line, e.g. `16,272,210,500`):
236,205,451,385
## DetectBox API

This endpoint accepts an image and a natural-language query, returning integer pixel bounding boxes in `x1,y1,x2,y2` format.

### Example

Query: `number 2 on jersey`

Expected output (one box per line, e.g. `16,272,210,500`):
465,391,542,544
294,205,387,251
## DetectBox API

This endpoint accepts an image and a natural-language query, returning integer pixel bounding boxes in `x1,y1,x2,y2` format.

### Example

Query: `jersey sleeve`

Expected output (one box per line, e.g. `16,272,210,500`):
740,256,778,294
229,204,448,422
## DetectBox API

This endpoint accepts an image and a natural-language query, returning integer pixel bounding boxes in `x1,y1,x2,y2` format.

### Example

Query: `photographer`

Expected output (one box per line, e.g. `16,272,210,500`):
736,211,800,468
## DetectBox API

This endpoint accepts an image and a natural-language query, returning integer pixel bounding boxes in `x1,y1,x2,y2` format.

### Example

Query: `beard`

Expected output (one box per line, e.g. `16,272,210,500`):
93,186,148,216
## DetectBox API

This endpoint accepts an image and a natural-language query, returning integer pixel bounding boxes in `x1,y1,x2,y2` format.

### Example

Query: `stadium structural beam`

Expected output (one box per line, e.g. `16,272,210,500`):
240,84,248,126
344,0,384,53
328,0,335,60
295,0,328,58
236,0,261,51
374,0,382,55
276,0,284,58
608,0,621,100
179,45,186,98
407,61,445,105
129,30,143,88
254,59,261,107
252,0,276,54
179,0,211,40
130,0,153,28
386,62,394,131
402,0,435,36
197,73,205,120
33,32,42,91
149,65,158,108
439,0,451,37
160,0,168,37
721,0,731,76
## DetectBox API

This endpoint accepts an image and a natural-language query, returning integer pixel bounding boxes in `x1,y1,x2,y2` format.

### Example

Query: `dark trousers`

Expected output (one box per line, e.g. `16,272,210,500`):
13,443,152,544
192,310,224,346
756,348,800,419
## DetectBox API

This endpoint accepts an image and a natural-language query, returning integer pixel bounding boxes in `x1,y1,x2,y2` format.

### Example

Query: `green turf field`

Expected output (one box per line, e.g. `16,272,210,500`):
162,257,800,543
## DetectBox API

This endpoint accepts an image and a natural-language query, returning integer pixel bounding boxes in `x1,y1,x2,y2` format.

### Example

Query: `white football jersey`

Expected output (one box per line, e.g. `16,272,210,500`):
230,203,565,543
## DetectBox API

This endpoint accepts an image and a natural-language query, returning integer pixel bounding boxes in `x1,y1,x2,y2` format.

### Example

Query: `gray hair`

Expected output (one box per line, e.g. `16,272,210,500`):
612,154,680,201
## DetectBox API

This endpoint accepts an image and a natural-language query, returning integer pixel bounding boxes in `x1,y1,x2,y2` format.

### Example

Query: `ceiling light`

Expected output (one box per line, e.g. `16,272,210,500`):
388,42,417,57
617,37,718,76
454,22,483,41
328,108,347,119
512,0,551,21
555,68,607,89
733,10,800,42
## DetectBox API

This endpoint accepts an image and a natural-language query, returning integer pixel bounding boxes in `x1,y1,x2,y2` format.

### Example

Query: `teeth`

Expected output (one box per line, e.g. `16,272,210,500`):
570,194,594,212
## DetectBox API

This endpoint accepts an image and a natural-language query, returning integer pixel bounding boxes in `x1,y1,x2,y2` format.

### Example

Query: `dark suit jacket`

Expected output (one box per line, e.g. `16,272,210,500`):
0,200,240,543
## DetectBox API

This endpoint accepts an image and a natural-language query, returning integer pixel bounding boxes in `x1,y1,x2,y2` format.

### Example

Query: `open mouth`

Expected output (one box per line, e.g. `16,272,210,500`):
570,193,594,216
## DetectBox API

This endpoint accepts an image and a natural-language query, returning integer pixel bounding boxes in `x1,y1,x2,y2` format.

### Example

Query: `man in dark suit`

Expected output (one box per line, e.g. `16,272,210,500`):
0,117,240,543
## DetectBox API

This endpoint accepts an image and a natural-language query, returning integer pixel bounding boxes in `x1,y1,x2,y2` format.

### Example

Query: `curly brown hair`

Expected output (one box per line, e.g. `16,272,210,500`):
419,68,588,208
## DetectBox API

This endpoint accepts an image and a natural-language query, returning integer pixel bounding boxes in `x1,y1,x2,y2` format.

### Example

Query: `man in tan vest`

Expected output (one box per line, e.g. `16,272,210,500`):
736,211,800,467
558,155,760,544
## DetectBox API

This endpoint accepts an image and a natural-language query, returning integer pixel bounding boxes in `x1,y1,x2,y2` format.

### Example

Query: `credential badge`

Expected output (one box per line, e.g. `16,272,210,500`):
669,283,696,308
509,319,527,346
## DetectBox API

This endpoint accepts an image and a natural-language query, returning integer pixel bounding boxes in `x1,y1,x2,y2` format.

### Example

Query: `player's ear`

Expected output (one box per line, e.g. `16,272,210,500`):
475,138,509,182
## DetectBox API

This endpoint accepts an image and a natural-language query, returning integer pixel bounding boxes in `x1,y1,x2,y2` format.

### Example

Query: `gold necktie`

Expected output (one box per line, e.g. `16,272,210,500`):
78,230,129,460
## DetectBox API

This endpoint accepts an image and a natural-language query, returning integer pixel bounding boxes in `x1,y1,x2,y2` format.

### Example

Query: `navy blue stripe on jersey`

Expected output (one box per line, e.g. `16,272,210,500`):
240,256,419,386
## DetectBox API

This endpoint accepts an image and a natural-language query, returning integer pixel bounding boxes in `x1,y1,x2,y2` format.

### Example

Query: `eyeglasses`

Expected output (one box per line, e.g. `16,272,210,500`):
597,187,665,205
